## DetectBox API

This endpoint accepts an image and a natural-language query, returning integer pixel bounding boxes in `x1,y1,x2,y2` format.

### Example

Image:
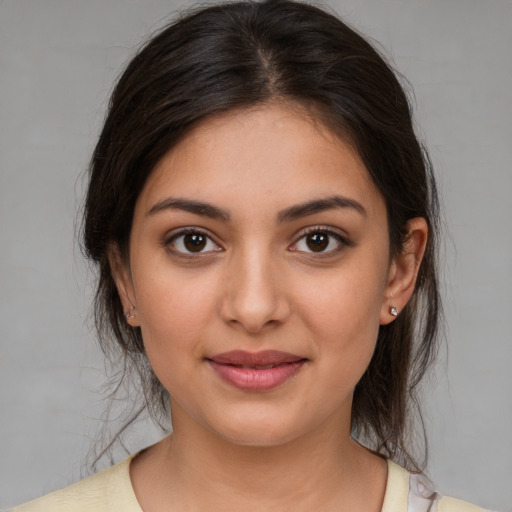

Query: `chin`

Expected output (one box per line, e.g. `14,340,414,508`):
218,428,301,448
208,412,310,448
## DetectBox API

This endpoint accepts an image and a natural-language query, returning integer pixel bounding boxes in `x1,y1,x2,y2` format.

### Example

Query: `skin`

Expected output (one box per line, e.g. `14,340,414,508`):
111,103,428,512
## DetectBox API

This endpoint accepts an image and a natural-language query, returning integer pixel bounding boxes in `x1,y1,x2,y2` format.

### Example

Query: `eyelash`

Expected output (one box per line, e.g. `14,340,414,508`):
163,226,351,258
164,228,222,258
290,226,351,256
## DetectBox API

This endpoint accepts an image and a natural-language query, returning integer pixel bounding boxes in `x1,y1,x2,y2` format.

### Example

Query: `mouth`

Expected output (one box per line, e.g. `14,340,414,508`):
206,350,307,391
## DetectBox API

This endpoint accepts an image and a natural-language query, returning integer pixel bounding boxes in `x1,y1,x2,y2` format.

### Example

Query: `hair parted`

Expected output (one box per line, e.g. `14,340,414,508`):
82,0,441,471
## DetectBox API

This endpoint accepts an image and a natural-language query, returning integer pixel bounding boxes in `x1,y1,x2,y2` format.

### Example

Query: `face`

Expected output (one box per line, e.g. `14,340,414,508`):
113,104,419,447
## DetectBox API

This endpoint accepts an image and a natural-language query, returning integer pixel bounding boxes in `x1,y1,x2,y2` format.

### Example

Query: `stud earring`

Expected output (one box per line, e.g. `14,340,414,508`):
125,306,136,320
390,306,398,317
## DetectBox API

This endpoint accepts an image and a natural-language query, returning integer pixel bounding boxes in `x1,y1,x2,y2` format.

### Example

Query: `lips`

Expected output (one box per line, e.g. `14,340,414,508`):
207,350,307,391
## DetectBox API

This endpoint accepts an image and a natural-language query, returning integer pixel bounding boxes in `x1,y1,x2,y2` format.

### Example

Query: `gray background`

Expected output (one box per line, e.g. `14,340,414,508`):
1,0,511,510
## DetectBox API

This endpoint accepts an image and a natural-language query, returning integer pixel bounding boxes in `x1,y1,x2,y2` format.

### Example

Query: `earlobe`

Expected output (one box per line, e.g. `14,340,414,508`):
107,243,139,326
380,217,428,325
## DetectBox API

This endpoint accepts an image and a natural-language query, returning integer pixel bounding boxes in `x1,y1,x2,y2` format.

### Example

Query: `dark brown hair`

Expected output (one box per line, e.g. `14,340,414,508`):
82,0,441,470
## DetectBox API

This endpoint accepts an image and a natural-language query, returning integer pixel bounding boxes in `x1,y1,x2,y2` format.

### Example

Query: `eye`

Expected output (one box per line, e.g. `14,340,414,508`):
167,229,221,255
291,229,347,254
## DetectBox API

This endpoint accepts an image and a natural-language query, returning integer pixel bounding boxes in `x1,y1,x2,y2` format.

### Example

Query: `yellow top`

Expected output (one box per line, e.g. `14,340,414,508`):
11,458,489,512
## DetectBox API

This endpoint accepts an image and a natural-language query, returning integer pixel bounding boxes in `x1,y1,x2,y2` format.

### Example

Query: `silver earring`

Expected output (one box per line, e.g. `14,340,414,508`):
390,306,398,317
125,306,136,320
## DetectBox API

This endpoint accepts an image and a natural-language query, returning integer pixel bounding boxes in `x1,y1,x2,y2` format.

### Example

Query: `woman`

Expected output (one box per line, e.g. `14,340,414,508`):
12,0,490,510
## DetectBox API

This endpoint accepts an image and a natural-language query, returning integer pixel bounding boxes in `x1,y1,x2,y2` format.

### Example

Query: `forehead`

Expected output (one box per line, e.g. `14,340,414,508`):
137,104,384,219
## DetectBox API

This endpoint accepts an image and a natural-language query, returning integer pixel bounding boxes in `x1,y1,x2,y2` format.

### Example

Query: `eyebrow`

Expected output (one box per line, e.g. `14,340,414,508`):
147,194,366,223
148,198,230,221
277,195,367,223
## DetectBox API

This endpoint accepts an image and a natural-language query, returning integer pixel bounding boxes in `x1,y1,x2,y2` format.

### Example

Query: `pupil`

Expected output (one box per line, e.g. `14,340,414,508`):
184,233,206,252
307,232,328,252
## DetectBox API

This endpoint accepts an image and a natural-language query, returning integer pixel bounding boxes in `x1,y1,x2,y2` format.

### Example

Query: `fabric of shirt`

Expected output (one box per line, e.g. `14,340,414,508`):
11,457,490,512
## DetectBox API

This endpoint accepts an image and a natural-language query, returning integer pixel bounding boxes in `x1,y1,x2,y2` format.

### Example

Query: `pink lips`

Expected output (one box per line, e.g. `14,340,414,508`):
207,350,306,391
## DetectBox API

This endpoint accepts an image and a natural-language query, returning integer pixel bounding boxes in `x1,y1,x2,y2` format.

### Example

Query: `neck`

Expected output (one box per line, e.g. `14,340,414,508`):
130,404,388,512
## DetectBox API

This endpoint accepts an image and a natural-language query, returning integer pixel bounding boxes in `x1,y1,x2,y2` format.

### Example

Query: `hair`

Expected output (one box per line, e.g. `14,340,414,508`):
82,0,441,471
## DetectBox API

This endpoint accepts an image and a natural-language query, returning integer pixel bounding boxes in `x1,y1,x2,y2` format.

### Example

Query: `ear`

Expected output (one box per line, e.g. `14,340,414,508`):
380,217,428,325
107,243,140,327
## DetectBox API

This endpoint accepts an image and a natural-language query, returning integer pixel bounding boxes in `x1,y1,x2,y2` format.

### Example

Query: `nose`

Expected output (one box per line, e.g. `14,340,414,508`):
219,246,291,334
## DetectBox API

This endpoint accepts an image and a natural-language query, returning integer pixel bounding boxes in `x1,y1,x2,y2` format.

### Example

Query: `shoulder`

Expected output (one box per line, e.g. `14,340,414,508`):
438,495,490,512
383,460,491,512
10,457,141,512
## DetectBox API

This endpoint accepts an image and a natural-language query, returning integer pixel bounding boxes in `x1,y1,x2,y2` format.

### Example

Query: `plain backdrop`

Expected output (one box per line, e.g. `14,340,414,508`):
1,0,511,510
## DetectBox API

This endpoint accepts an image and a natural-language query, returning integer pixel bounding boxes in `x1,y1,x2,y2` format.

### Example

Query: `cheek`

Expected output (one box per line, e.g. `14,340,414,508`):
294,254,388,371
133,268,220,361
298,260,386,333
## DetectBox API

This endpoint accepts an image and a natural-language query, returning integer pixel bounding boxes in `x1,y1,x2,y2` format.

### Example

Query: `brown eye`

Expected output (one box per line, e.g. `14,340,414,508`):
306,232,329,252
292,229,347,255
169,230,220,254
184,233,207,252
